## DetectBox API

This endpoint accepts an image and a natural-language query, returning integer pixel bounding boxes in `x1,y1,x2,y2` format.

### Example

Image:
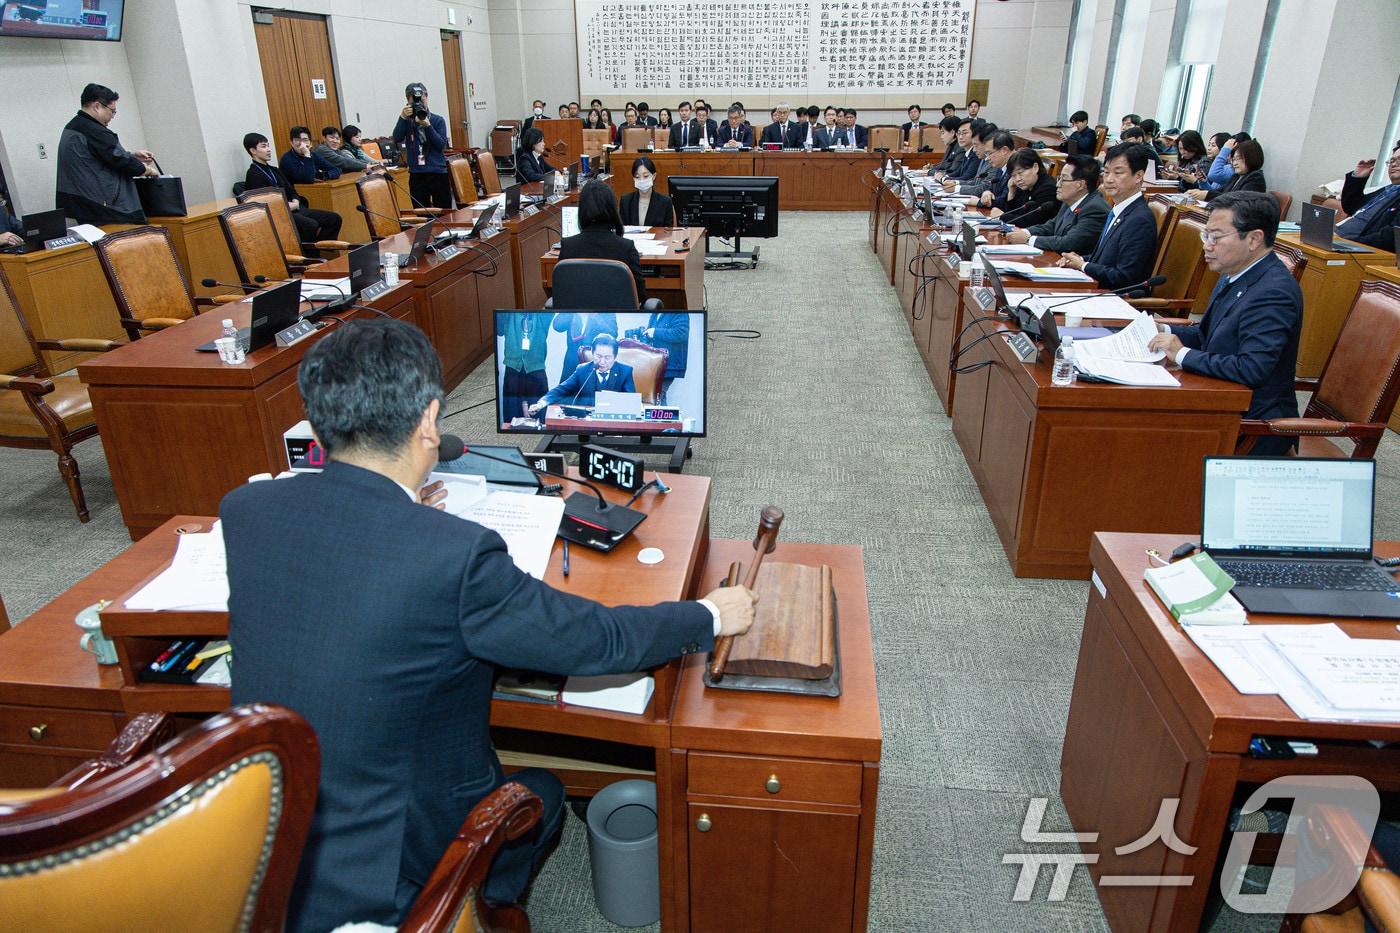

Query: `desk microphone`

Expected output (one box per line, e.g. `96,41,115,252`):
355,203,415,234
1010,274,1167,332
200,277,265,293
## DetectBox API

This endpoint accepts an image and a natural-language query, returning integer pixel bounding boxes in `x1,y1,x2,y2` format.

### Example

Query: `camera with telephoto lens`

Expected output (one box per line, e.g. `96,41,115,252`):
623,326,648,341
410,87,428,120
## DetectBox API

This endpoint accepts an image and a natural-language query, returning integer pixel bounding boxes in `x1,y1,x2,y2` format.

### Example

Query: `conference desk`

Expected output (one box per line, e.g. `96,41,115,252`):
75,284,418,540
608,149,941,210
1062,532,1400,933
951,292,1250,578
0,477,881,932
434,187,570,310
542,226,706,310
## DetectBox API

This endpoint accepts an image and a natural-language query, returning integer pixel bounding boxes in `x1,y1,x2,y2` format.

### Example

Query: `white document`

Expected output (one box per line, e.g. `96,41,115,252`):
1072,312,1166,362
67,223,107,244
1028,293,1140,321
561,205,580,238
430,480,565,581
1074,355,1180,386
634,240,669,256
124,523,229,611
1184,624,1350,695
595,390,643,415
623,232,656,241
299,278,352,300
940,232,987,244
977,244,1043,256
989,261,1093,282
623,225,651,234
1266,630,1400,715
562,673,655,714
423,471,489,518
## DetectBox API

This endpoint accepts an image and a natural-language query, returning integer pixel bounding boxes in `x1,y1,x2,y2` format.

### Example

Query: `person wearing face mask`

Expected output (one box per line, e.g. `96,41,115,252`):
521,99,547,136
619,157,674,226
515,127,557,184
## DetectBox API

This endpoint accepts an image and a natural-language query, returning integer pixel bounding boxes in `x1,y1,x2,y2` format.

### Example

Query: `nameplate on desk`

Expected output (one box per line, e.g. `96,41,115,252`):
275,319,318,347
1002,332,1039,363
361,280,391,301
435,245,461,261
44,235,82,251
973,286,995,310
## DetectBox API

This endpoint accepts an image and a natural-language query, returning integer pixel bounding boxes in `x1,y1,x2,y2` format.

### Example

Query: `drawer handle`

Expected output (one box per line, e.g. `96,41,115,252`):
29,723,48,742
695,813,712,833
765,774,781,794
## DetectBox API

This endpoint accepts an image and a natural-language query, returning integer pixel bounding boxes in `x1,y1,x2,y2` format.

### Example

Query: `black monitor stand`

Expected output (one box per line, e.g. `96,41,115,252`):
704,234,760,270
535,432,692,473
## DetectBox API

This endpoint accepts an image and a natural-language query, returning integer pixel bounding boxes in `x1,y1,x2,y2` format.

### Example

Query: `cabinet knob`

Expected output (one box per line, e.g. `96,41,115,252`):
765,774,781,794
29,723,48,742
695,813,712,833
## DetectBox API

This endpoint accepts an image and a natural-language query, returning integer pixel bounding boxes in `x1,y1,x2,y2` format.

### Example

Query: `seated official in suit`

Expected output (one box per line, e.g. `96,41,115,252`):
1062,110,1097,154
1056,142,1158,288
636,311,690,403
1149,192,1302,455
1006,155,1109,252
515,127,557,184
789,105,829,150
930,116,964,173
693,104,719,147
993,149,1058,226
900,104,925,147
655,108,673,133
223,320,756,933
761,107,789,146
1189,139,1265,202
719,106,754,148
668,101,696,149
949,121,989,182
637,102,658,127
822,106,842,140
1336,143,1400,251
620,157,673,226
280,125,342,184
960,131,1016,206
550,312,618,382
967,99,983,120
945,124,998,191
531,333,636,412
832,110,867,149
244,132,343,243
557,179,648,300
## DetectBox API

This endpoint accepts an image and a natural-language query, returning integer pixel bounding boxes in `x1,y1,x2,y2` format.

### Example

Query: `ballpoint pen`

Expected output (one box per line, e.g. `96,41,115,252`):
562,539,570,577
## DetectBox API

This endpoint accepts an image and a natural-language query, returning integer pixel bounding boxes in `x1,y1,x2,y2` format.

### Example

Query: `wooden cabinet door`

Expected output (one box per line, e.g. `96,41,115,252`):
688,802,858,932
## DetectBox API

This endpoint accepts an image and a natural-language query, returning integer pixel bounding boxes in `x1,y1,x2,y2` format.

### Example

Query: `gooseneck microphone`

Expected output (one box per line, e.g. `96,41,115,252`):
1009,274,1168,328
355,203,416,234
437,435,610,511
200,277,265,293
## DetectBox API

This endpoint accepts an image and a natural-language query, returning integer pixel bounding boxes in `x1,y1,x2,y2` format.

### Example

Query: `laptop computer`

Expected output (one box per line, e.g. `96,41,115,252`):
1200,456,1400,618
958,219,978,261
13,210,68,253
461,204,497,239
1300,203,1376,253
195,279,301,353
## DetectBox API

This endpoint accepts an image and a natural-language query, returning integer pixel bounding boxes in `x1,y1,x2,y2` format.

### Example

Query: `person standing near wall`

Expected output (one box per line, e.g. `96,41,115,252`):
393,82,452,209
56,82,157,225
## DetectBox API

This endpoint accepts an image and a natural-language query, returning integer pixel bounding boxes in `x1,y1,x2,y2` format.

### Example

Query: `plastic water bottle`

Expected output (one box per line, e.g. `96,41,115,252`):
969,261,985,288
221,318,238,344
1052,336,1077,386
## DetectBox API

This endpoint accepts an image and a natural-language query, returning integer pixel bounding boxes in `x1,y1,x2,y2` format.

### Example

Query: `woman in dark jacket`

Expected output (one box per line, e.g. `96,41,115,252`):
995,149,1059,227
1205,139,1266,201
1166,130,1209,189
618,156,674,227
515,127,556,184
557,179,647,301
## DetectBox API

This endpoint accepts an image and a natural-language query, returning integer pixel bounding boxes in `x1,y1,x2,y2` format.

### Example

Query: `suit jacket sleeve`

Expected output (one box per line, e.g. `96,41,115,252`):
456,533,713,673
620,370,636,393
1340,172,1376,217
543,365,587,405
1168,322,1205,350
518,153,546,183
1174,282,1299,388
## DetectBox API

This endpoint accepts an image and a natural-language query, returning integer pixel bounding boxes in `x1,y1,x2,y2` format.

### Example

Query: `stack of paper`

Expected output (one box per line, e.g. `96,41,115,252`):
978,244,1043,256
125,524,229,611
623,232,655,241
634,241,669,256
562,673,655,714
300,278,351,301
426,472,565,580
1075,356,1181,386
989,260,1095,283
1027,293,1139,321
1073,313,1165,363
623,225,651,234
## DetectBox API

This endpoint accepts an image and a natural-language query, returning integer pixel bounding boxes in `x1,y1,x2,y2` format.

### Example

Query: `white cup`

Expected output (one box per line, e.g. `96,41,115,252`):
75,600,119,665
1065,312,1084,328
214,336,245,365
383,254,400,286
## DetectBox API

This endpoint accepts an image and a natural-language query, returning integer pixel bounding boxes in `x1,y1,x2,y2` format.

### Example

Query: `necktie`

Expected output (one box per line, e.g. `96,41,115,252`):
1093,208,1117,257
682,123,688,146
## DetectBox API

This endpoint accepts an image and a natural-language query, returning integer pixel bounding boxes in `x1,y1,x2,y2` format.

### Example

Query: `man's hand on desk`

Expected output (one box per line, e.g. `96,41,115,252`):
702,585,759,637
1056,251,1087,270
1148,332,1184,359
1005,228,1030,244
0,232,21,248
527,400,546,416
419,479,448,510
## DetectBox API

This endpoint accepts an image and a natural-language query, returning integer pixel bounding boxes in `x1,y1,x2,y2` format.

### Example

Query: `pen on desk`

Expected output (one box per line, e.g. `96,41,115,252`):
150,640,184,671
562,539,570,577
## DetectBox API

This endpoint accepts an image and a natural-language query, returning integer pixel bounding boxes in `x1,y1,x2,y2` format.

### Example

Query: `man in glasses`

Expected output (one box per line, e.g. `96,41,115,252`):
1148,191,1303,455
56,83,158,225
1005,155,1109,254
1336,141,1400,252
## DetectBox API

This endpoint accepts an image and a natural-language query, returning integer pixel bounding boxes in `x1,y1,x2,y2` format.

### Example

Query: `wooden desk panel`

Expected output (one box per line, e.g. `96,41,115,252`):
0,243,126,374
1063,533,1400,933
1279,231,1394,376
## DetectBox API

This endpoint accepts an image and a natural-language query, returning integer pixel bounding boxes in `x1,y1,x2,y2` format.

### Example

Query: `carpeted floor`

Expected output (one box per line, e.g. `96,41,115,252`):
2,211,1396,931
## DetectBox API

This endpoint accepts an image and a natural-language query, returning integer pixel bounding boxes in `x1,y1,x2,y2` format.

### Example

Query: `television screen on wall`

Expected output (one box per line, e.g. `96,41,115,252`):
0,1,125,41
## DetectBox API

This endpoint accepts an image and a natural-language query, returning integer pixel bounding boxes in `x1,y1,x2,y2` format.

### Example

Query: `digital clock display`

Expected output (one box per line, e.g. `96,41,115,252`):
644,406,680,421
581,444,644,492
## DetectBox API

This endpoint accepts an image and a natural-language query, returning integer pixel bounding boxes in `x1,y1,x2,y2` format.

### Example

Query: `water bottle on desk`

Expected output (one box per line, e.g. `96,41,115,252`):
1052,336,1077,386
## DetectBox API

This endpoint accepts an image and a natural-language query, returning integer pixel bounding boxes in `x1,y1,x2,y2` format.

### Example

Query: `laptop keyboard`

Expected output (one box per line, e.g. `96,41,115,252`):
1215,559,1399,591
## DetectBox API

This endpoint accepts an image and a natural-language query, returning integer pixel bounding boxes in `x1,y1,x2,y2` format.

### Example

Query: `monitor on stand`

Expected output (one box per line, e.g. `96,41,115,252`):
668,175,779,270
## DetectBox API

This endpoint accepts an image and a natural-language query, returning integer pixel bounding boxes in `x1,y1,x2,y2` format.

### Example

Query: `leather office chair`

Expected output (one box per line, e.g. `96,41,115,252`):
219,202,295,287
621,126,651,151
0,704,543,933
547,259,662,313
617,338,669,404
356,173,436,242
361,139,385,161
1147,194,1175,236
1273,241,1308,281
0,267,117,522
582,129,609,163
238,186,351,263
1278,806,1399,933
476,152,504,197
1271,190,1294,220
448,154,480,204
1129,210,1208,314
94,226,236,342
1092,125,1108,156
1237,280,1400,458
868,126,900,152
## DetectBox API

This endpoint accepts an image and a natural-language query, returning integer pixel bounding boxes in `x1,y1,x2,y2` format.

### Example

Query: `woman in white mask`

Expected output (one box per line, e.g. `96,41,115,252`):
618,156,674,227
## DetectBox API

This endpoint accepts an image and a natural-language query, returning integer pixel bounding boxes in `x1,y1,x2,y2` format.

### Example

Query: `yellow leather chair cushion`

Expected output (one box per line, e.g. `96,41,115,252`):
0,376,96,438
0,757,276,932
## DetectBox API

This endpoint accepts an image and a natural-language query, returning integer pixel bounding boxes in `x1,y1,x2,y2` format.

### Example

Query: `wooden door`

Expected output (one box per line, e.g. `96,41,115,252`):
440,30,469,150
253,10,342,149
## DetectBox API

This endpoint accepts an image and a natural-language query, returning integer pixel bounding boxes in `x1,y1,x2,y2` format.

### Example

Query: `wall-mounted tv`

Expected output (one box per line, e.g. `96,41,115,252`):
1,1,125,41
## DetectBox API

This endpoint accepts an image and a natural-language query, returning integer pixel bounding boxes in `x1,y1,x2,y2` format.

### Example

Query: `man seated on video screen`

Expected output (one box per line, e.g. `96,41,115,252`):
528,334,635,415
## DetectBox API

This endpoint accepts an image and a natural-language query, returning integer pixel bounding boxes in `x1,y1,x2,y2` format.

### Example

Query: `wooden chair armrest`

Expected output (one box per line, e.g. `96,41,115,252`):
1129,298,1195,311
1294,376,1321,393
195,294,247,308
34,338,124,351
137,318,187,330
0,374,56,395
54,712,175,790
1357,865,1400,930
408,207,446,216
284,252,311,264
398,782,543,933
312,240,353,251
1240,417,1384,438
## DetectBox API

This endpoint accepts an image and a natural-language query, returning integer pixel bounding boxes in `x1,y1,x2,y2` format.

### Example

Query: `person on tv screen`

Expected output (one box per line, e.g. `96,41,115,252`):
528,334,635,415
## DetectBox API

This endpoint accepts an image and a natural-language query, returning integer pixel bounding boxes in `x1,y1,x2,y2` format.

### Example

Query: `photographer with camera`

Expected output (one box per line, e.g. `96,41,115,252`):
392,82,452,209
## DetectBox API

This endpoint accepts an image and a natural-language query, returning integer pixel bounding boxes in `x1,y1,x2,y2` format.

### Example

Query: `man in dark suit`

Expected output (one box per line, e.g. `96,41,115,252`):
832,109,868,149
959,131,1015,205
1006,155,1109,254
669,101,698,149
638,312,690,402
636,102,658,127
225,320,756,933
549,312,619,381
760,107,789,146
1062,110,1097,155
899,104,925,148
788,105,830,150
531,333,635,412
693,104,719,147
718,106,754,148
1057,142,1158,289
1336,143,1400,252
1149,192,1302,454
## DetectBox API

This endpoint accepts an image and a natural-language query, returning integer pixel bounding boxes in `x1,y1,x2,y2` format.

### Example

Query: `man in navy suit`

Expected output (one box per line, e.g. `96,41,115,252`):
1057,142,1158,289
1149,192,1302,455
832,109,868,149
718,106,754,148
224,320,755,933
1336,143,1400,252
531,333,635,413
1005,156,1110,254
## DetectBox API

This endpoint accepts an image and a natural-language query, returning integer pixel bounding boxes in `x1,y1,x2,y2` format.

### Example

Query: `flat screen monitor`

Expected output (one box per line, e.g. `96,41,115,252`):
669,175,779,239
1,0,124,40
494,310,707,438
346,241,380,295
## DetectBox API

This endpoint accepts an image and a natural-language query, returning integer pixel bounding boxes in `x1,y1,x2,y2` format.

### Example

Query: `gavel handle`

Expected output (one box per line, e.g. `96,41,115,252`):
708,562,744,680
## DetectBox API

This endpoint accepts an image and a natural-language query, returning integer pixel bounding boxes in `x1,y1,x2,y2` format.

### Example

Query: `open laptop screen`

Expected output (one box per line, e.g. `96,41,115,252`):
1202,457,1375,558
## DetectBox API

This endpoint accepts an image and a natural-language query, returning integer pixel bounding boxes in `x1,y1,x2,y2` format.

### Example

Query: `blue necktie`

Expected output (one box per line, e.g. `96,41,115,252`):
1092,208,1117,258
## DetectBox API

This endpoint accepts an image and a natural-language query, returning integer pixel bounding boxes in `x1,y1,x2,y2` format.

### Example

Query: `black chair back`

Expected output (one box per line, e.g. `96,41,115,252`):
552,259,640,309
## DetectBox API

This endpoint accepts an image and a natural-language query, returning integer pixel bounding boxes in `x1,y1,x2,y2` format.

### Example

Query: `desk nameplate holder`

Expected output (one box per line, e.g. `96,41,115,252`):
361,280,392,302
275,319,318,347
44,235,82,251
1002,331,1039,364
434,245,461,261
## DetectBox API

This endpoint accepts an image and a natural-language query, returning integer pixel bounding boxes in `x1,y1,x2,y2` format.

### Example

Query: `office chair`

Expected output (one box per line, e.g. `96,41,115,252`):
620,126,651,151
476,152,504,197
238,186,352,263
219,202,296,288
1236,279,1400,458
616,338,669,404
0,267,118,522
547,259,662,313
94,226,240,342
867,126,900,152
1273,241,1309,282
447,154,480,204
1270,190,1294,220
1128,210,1209,314
1092,125,1108,156
356,173,436,242
0,704,544,933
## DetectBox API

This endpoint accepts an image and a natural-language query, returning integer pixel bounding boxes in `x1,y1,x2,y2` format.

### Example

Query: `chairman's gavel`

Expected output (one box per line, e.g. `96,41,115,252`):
708,505,784,680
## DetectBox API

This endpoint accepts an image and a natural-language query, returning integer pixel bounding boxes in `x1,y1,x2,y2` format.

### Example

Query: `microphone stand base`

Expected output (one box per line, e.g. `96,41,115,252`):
557,492,646,552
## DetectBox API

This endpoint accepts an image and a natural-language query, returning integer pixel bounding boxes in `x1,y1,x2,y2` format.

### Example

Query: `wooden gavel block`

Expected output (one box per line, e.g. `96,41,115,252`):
720,560,835,680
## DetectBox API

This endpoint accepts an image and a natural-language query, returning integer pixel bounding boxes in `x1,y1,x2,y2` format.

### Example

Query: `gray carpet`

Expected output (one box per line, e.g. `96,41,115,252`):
2,211,1397,932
